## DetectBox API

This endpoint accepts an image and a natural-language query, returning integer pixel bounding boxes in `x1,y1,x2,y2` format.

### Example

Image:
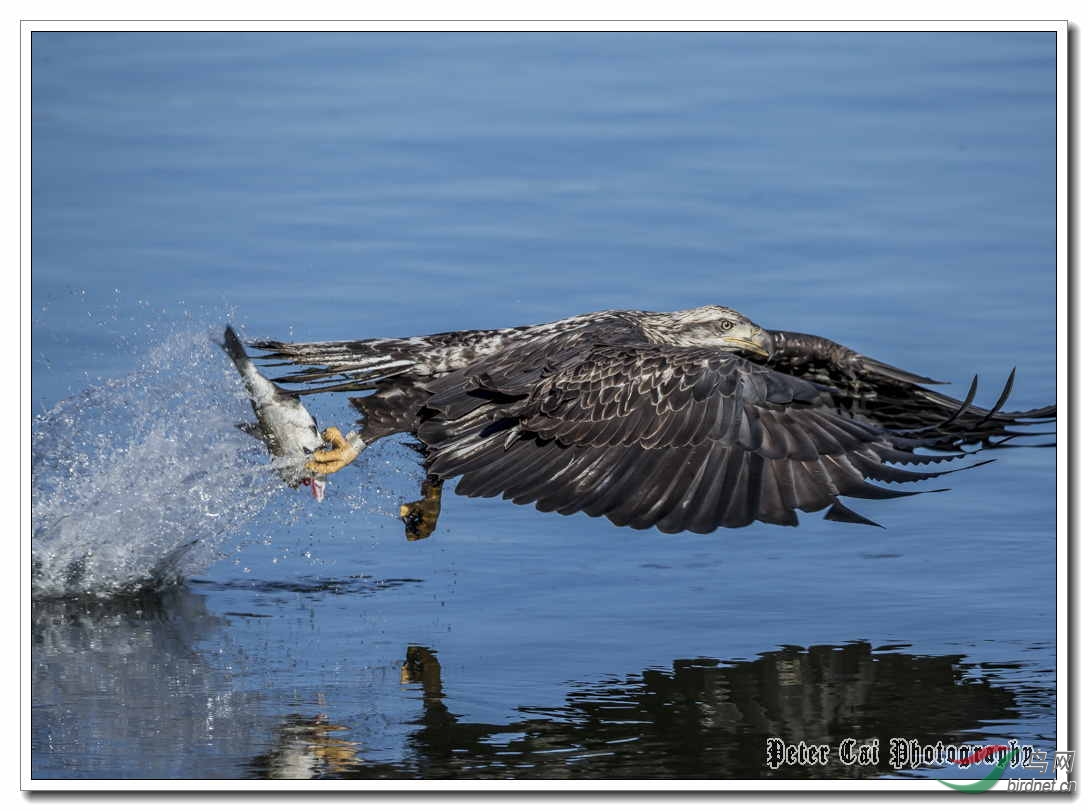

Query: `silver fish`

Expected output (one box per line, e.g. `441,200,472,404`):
223,325,327,500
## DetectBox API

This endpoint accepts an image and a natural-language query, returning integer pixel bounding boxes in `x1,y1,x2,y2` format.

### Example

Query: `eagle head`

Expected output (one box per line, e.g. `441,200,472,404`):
639,305,773,358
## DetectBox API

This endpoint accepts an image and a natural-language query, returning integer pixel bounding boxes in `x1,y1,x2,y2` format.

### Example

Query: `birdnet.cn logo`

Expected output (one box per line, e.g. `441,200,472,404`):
763,737,1076,791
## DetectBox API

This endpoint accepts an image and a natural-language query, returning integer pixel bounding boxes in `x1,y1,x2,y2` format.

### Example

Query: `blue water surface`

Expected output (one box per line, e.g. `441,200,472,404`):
30,31,1058,781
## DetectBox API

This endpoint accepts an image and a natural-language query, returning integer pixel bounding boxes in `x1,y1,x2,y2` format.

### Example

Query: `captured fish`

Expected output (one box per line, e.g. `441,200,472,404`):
223,325,329,500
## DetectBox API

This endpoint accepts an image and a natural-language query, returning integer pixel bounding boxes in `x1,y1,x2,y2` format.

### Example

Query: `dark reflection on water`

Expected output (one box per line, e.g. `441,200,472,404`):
31,586,1044,780
190,574,424,595
249,643,1020,780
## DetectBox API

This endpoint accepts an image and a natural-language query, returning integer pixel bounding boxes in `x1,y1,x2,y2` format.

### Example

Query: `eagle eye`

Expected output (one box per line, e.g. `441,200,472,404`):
720,319,735,331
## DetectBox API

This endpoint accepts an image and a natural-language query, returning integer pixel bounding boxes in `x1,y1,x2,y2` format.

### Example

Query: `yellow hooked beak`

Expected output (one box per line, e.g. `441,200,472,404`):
724,324,774,359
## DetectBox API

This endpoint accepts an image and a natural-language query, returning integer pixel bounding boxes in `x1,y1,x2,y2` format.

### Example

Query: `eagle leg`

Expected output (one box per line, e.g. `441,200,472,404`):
306,426,364,475
399,474,444,542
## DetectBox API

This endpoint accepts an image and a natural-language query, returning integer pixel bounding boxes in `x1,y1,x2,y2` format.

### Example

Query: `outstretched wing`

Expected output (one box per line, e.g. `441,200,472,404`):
419,341,985,533
767,331,1056,449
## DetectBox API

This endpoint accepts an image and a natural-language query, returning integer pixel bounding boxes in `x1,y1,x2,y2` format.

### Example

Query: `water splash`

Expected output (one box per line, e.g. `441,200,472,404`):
31,328,289,597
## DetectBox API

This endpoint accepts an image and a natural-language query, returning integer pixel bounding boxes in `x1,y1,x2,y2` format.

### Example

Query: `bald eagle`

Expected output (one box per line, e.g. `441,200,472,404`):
248,306,1054,537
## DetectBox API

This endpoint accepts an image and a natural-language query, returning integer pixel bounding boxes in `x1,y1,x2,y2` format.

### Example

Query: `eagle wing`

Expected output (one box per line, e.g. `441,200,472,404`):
419,341,985,533
767,331,1056,449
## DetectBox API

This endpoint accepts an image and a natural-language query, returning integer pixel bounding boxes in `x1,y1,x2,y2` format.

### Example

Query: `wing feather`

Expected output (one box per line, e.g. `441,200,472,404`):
767,329,1055,447
424,341,988,533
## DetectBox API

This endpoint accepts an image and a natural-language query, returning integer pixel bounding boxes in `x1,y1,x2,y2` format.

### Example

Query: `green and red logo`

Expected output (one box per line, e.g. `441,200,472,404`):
938,744,1016,792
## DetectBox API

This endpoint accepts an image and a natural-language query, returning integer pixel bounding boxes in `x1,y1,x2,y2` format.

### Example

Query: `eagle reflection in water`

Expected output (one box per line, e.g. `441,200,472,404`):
248,641,1020,780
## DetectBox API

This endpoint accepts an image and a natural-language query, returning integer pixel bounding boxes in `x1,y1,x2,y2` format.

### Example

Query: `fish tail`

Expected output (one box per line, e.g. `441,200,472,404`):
223,324,279,403
223,325,254,375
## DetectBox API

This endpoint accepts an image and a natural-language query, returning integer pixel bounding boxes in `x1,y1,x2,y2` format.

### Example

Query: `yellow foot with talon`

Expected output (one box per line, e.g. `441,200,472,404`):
399,475,444,542
306,426,362,475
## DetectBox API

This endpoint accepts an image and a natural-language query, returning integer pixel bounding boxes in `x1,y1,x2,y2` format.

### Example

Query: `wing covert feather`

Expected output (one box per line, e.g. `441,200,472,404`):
423,342,982,533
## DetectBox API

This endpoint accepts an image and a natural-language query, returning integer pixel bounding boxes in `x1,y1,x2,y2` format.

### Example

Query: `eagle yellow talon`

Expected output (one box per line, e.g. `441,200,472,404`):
305,426,361,475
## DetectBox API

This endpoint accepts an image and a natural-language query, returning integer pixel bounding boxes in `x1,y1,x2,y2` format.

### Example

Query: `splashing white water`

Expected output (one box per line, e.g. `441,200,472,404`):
31,329,290,597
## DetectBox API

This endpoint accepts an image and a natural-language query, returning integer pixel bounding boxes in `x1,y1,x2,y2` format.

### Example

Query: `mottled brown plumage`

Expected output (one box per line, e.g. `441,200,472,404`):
250,306,1054,533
